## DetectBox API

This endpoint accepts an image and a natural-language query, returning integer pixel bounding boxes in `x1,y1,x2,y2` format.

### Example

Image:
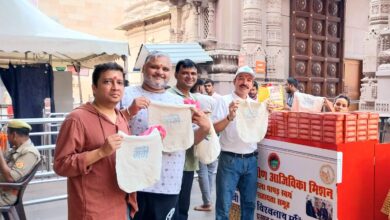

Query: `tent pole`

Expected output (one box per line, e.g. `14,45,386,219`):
73,62,83,105
121,55,128,81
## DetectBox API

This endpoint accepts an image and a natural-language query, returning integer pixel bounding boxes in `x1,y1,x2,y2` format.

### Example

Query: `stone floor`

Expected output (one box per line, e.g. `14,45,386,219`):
23,177,215,220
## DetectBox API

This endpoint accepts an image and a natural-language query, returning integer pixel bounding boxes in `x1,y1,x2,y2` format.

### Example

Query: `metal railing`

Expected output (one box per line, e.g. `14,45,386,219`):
0,113,68,206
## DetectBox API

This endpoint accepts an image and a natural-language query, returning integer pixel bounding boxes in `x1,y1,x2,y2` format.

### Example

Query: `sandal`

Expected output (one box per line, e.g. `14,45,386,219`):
194,204,212,211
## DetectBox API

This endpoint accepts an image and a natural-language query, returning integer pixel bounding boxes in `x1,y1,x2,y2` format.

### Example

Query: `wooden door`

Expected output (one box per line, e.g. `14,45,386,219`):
290,0,345,98
344,59,362,111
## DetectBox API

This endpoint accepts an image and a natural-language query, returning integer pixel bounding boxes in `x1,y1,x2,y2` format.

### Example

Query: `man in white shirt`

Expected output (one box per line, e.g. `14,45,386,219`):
204,79,222,100
212,65,259,220
121,52,209,220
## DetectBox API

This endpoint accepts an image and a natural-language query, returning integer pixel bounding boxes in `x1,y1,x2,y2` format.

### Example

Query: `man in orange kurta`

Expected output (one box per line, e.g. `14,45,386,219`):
54,62,139,220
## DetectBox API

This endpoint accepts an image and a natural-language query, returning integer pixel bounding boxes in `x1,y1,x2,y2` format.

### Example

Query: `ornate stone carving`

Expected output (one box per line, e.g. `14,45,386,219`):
372,5,379,14
312,41,322,56
328,2,338,16
381,4,390,13
369,1,389,27
312,62,322,76
328,23,338,37
313,0,323,14
207,1,216,40
296,18,307,33
296,40,306,54
242,1,262,45
298,82,306,93
312,20,323,35
328,43,337,57
312,83,322,96
296,61,306,75
265,0,283,78
327,83,337,96
296,0,307,11
327,63,337,77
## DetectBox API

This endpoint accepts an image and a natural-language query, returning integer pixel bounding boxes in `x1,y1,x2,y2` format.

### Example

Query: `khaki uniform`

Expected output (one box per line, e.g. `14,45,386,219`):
0,139,40,205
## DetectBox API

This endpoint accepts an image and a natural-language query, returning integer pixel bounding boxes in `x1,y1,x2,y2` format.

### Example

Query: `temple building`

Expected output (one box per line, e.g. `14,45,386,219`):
119,0,369,106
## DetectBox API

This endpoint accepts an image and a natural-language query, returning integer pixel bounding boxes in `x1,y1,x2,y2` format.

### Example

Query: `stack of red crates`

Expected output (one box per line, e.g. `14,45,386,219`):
344,114,358,143
368,113,379,140
274,111,288,137
266,113,274,137
322,113,345,144
287,112,299,138
265,111,379,143
310,113,323,142
353,112,369,142
298,112,311,140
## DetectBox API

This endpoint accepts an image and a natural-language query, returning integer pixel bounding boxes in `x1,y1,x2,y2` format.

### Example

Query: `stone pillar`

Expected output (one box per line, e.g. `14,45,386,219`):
240,0,263,72
187,3,200,42
265,0,283,82
369,0,390,30
169,0,185,42
201,0,242,95
206,0,216,41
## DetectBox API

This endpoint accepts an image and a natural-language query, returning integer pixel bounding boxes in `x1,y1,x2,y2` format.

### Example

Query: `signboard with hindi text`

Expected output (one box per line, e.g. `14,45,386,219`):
255,60,266,74
256,139,342,220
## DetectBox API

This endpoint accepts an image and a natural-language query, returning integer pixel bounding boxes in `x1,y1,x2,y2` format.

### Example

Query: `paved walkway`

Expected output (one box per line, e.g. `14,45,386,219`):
24,177,215,220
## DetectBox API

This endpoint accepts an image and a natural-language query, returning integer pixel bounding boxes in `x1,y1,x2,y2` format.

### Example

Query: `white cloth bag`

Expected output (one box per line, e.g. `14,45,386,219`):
115,129,163,193
148,101,194,152
236,101,269,143
291,92,325,113
195,117,221,164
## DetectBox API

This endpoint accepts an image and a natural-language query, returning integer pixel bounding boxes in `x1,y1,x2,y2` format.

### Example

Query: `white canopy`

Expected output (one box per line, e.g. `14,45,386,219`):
0,0,129,68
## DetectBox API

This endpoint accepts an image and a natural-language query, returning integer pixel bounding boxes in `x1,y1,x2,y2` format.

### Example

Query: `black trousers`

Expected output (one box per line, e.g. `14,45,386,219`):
174,171,195,220
133,192,179,220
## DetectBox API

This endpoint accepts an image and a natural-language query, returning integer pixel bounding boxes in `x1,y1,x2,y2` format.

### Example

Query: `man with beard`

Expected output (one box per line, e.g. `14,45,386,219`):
212,65,260,220
284,77,299,110
121,52,210,220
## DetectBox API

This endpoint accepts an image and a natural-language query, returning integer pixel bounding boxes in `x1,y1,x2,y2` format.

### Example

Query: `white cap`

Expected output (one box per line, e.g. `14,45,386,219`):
235,65,255,78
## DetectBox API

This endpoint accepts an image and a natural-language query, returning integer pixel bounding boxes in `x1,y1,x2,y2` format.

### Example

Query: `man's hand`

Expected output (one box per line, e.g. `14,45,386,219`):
265,100,275,113
128,97,151,117
0,149,12,182
192,109,212,145
98,134,123,158
192,109,211,132
227,100,240,121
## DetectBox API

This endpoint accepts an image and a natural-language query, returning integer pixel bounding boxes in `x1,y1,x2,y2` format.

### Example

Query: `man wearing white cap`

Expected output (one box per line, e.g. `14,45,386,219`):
0,120,40,206
212,65,259,220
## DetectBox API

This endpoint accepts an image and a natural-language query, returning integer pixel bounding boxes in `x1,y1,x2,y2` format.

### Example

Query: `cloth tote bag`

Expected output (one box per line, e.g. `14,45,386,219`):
148,101,194,152
115,129,163,193
195,117,221,164
291,92,325,113
236,101,269,143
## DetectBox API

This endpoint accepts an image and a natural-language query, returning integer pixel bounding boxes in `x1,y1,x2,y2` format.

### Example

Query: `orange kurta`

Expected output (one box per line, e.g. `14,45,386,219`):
54,103,137,220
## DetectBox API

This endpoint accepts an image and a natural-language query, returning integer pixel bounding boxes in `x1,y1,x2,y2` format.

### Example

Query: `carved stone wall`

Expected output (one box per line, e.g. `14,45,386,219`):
265,0,283,81
369,0,390,29
240,0,263,78
121,0,370,98
360,0,390,111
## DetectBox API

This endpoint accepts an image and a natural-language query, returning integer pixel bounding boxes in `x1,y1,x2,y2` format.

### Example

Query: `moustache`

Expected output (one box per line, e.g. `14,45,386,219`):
239,84,249,89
